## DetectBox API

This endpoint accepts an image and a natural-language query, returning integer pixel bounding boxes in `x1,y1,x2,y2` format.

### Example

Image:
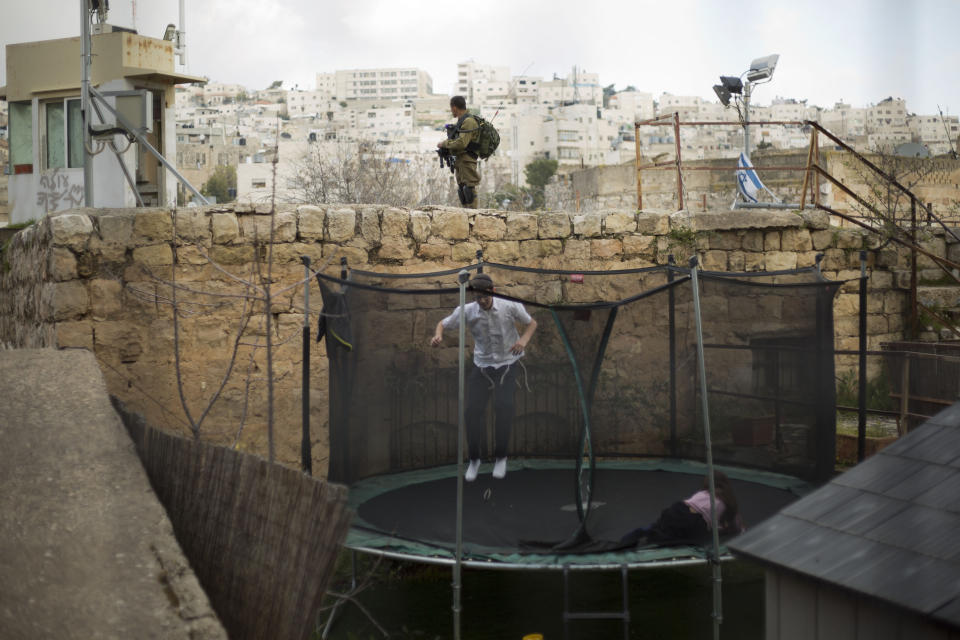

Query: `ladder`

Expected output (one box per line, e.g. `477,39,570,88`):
562,564,630,640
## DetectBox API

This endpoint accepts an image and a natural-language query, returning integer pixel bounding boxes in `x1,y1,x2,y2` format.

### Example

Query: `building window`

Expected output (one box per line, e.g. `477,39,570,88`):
252,179,267,188
10,101,33,172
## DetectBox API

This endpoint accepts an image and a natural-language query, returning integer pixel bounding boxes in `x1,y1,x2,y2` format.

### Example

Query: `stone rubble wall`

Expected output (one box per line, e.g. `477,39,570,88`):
1,203,950,472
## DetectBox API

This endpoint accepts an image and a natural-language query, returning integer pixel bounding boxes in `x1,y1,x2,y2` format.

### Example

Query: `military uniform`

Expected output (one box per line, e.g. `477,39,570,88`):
439,112,481,209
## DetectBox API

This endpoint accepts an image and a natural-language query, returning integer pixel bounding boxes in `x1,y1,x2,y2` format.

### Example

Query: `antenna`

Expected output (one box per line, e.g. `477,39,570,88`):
938,105,957,158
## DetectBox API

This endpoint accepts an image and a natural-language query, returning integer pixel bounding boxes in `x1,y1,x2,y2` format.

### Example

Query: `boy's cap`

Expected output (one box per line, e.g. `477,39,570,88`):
469,273,494,291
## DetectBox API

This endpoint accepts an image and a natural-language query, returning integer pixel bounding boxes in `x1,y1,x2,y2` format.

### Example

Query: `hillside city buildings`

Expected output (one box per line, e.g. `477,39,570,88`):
4,59,959,209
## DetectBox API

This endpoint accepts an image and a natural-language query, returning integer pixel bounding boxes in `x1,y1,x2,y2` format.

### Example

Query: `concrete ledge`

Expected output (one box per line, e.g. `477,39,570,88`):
0,349,226,639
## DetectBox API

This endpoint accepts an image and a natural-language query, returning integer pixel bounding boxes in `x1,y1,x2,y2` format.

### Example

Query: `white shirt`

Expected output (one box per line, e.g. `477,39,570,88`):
441,298,533,367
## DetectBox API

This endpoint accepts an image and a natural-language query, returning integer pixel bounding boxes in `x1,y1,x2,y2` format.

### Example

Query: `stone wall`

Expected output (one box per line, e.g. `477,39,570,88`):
1,203,947,473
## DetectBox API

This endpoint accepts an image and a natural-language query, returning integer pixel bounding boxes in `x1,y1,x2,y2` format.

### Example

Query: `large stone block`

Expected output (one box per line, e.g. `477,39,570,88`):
563,239,591,260
322,244,368,266
701,250,727,271
811,229,835,250
50,212,94,250
48,247,78,281
728,251,745,271
360,208,382,244
709,231,741,251
382,208,409,239
174,209,209,244
240,211,296,243
297,206,325,240
781,228,813,252
47,280,89,320
573,213,602,237
622,235,655,256
637,212,669,235
505,213,538,239
410,211,431,242
764,231,781,251
797,251,819,268
433,210,469,240
379,239,415,260
475,214,506,240
89,278,123,320
764,251,798,271
742,230,764,252
484,241,521,262
55,320,93,350
209,245,256,265
539,212,572,238
94,321,143,363
133,209,173,245
98,214,133,247
590,238,622,259
133,244,174,266
451,241,482,262
603,212,636,234
327,208,357,242
519,240,562,260
418,242,451,260
836,229,864,249
211,213,240,244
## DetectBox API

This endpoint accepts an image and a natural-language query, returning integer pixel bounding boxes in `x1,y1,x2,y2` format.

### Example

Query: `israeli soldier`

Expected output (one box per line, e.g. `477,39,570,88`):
437,95,481,209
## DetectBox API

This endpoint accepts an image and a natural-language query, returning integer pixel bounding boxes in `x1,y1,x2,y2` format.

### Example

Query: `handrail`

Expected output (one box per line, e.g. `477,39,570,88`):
634,113,960,340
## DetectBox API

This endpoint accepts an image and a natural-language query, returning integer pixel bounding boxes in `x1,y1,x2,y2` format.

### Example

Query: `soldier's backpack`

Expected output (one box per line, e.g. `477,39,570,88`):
462,114,501,160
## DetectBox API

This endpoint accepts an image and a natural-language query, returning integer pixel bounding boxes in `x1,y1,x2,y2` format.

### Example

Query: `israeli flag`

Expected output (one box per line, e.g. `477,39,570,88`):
736,152,763,203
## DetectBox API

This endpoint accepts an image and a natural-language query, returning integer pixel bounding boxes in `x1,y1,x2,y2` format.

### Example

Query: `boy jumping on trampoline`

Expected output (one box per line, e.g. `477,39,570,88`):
430,273,537,481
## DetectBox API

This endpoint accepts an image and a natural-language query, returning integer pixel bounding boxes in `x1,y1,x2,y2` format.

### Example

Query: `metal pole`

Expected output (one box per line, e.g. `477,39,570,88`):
178,0,187,66
452,269,469,640
635,122,643,210
673,112,683,210
689,256,722,640
80,0,94,207
857,251,867,462
668,255,677,455
743,82,751,158
300,255,312,475
910,198,918,338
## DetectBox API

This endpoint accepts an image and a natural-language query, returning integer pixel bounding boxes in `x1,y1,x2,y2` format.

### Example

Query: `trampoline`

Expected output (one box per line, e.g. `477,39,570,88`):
316,259,841,570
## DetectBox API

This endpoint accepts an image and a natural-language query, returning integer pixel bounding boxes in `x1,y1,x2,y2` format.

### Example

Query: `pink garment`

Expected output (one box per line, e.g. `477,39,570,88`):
683,490,726,529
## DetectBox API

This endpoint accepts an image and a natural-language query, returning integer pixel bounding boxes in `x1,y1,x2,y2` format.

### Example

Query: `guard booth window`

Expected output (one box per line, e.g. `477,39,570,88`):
43,99,84,170
9,102,33,172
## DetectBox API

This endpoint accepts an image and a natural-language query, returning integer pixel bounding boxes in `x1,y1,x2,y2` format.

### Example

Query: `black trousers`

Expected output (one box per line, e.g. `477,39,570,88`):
465,363,518,460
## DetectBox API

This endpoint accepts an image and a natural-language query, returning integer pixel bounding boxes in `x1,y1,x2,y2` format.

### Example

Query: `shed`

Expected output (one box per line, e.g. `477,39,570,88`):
729,402,960,640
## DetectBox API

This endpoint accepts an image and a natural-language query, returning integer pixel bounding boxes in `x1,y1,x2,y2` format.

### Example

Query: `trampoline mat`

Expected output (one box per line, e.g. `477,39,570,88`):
347,459,811,567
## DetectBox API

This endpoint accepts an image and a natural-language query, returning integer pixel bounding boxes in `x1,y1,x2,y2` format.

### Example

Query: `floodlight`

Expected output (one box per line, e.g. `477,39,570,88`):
719,76,743,94
162,24,176,41
746,54,779,82
713,85,731,107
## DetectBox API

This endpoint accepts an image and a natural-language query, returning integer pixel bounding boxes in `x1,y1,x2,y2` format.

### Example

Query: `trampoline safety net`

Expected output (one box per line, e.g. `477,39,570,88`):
317,261,840,495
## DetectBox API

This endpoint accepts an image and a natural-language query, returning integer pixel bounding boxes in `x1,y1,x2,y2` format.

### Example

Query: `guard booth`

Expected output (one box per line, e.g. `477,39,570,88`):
0,27,203,224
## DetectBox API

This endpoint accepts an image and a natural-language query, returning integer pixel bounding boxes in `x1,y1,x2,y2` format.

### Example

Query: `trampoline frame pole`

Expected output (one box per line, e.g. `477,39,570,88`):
689,257,723,640
453,269,469,640
300,255,311,475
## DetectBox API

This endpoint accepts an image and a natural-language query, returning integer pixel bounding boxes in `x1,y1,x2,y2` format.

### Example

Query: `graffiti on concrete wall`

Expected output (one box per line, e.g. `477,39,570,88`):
36,169,84,213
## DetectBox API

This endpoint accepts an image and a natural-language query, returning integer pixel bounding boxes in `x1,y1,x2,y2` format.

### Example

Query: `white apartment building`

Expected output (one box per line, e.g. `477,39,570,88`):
539,70,602,106
820,103,868,138
285,90,339,116
607,91,655,121
909,113,959,155
867,97,907,130
456,61,511,105
203,82,246,105
315,72,336,99
331,68,433,101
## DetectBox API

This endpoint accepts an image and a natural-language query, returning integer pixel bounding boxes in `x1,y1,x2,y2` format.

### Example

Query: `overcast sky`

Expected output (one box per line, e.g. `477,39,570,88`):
2,0,958,115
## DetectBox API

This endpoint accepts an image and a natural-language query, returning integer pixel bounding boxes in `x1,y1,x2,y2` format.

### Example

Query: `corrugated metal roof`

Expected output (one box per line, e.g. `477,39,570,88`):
729,402,960,629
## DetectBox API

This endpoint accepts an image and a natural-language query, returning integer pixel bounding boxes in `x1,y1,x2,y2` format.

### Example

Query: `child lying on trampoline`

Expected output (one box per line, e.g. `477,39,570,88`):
621,470,745,547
